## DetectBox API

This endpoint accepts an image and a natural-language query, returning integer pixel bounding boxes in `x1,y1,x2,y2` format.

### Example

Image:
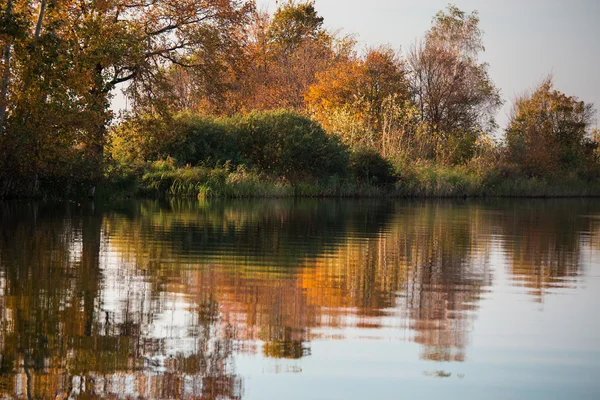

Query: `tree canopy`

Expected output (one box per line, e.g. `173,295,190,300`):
506,77,597,177
407,5,502,162
0,0,253,193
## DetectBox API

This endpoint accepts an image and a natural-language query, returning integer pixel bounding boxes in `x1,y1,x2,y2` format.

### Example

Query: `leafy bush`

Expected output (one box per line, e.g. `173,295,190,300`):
349,147,396,185
110,114,242,167
232,110,349,179
169,114,242,166
109,116,172,165
111,110,350,181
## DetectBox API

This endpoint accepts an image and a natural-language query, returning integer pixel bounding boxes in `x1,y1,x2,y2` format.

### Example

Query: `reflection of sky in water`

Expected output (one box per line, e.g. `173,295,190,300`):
100,248,215,359
0,199,599,399
234,242,600,400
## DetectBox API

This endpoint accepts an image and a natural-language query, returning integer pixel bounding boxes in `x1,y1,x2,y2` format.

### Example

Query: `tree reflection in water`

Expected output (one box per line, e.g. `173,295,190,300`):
0,199,595,398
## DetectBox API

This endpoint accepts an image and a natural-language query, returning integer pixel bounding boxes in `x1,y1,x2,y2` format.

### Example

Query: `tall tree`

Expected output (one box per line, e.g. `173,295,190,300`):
0,0,18,135
505,77,596,177
1,0,254,190
267,0,324,50
407,5,502,163
234,1,336,112
131,1,348,116
306,46,409,154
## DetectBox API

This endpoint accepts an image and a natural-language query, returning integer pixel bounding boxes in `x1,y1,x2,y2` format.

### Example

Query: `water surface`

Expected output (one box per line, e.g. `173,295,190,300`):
0,199,599,399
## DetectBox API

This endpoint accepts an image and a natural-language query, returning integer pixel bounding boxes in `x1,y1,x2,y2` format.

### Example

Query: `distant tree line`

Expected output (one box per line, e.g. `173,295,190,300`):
0,1,597,197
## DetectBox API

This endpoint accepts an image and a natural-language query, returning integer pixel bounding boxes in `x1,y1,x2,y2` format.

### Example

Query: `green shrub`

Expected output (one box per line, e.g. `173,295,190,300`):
109,114,242,168
112,110,351,181
169,114,242,166
109,115,172,165
232,110,350,179
349,147,397,185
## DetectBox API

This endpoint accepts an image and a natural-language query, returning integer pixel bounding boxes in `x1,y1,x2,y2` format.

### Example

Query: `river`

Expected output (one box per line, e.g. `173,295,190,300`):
0,199,598,399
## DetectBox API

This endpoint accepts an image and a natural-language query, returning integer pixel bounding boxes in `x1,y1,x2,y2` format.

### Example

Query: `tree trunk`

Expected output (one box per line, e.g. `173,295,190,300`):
86,64,110,194
34,0,48,41
0,0,42,136
0,44,11,135
0,0,13,135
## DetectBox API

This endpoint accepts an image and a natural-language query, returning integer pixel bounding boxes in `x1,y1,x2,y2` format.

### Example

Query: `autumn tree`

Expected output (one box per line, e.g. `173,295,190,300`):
0,0,253,195
0,0,14,134
84,0,252,179
230,0,339,112
306,46,410,155
127,0,253,116
268,0,324,49
505,77,597,177
407,5,502,163
136,1,340,116
1,0,92,194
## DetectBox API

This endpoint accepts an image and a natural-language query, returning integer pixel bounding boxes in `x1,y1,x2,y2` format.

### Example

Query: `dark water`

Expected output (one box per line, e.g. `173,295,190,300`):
0,199,599,399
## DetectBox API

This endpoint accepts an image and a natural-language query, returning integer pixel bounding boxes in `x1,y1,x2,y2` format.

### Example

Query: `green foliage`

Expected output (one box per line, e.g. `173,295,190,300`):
137,163,396,199
349,148,397,185
268,1,325,49
2,0,599,200
109,116,170,166
486,176,600,197
111,110,350,182
110,114,240,167
231,110,349,179
0,0,254,198
139,162,293,198
168,114,242,166
443,130,480,165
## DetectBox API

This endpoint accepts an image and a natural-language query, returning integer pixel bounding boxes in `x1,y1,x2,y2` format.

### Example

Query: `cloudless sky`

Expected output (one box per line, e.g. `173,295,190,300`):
259,0,600,131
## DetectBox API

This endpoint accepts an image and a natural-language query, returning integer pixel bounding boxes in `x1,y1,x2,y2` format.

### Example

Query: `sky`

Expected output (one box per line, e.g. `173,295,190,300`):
258,0,600,131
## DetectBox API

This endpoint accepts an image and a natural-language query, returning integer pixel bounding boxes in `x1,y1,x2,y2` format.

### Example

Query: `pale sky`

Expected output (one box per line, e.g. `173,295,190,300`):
259,0,600,131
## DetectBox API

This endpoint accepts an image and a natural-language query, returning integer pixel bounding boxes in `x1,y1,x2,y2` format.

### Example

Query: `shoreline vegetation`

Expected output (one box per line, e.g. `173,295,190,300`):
115,160,600,200
130,171,600,200
1,2,599,200
107,111,600,200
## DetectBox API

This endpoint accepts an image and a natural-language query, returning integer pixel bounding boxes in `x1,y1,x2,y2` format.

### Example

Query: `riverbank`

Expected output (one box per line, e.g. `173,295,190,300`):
99,110,600,200
102,162,600,200
4,159,599,201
